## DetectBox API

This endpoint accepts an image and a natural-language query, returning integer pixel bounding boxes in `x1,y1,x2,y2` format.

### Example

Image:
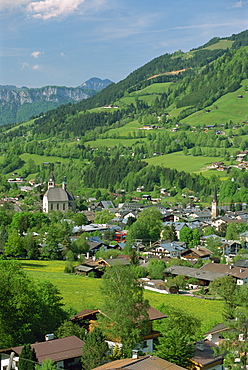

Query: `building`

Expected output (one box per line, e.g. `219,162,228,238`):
0,336,84,370
43,173,76,213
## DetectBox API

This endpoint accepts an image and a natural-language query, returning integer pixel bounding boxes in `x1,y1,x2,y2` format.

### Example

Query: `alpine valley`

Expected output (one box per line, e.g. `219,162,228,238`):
1,29,248,207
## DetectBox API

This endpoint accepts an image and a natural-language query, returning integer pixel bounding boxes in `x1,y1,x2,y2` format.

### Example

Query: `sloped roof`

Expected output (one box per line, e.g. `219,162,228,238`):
44,187,71,202
192,340,224,366
165,265,225,281
92,355,187,370
147,306,167,321
9,336,84,364
203,323,228,336
200,262,248,279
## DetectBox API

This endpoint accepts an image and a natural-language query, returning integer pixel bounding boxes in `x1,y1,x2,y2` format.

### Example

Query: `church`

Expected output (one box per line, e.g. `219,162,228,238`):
43,172,76,213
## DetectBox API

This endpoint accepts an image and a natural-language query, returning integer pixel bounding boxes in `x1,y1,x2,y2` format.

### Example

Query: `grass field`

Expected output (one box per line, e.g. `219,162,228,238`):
143,151,223,174
182,80,248,127
21,260,224,334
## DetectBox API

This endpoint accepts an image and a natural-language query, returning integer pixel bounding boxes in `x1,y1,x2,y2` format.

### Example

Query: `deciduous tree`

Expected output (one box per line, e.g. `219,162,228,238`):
101,265,149,357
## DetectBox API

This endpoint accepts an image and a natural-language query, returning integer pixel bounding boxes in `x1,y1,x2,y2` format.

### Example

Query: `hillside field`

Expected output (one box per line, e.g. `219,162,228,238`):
21,260,224,334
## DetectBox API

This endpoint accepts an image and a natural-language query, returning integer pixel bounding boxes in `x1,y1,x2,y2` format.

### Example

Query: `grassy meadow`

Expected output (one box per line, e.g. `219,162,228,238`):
21,260,224,334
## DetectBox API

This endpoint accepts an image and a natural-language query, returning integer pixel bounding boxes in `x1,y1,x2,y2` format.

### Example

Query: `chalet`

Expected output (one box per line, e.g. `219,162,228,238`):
165,265,225,286
200,262,248,285
181,246,213,261
148,241,186,258
71,306,166,354
91,355,187,370
0,336,84,370
75,257,130,276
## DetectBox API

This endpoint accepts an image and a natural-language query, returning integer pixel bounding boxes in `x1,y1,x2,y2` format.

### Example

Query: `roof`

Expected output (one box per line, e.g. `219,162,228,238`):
147,306,167,321
234,259,248,268
70,309,101,321
44,187,72,202
8,336,84,364
200,262,248,279
203,323,228,336
192,340,224,366
181,247,213,258
165,265,225,281
92,355,187,370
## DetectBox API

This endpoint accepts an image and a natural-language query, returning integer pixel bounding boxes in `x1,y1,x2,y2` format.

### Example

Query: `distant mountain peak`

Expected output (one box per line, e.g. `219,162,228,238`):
80,77,113,91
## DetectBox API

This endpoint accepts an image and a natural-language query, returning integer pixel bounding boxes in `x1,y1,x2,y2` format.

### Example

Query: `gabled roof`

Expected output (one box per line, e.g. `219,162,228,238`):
165,265,225,281
203,323,228,336
2,336,84,364
192,340,224,366
200,262,248,279
91,355,187,370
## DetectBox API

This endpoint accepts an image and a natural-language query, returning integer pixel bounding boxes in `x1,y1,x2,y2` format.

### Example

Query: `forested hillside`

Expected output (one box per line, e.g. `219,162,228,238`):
1,30,248,207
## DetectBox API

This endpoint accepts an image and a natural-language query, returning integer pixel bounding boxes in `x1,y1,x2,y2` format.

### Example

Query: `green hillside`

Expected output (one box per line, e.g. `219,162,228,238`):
1,30,248,206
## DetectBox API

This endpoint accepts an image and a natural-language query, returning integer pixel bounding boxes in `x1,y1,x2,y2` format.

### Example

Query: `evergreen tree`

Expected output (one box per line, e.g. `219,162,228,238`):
81,327,109,370
18,343,38,370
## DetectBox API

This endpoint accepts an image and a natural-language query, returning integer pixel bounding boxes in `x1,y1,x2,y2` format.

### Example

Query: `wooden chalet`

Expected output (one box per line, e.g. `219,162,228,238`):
71,306,166,354
181,246,213,261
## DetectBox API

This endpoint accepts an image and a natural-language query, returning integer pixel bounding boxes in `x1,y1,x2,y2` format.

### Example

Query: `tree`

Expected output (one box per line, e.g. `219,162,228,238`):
100,265,149,357
179,227,193,245
18,344,38,370
94,209,114,223
147,258,166,279
218,285,248,369
35,358,57,370
81,327,109,370
126,207,163,246
0,261,67,348
72,212,88,226
209,275,237,319
155,305,201,367
55,320,86,340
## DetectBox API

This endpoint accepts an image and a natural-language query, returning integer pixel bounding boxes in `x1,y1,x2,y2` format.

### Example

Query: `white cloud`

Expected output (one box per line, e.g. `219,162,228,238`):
20,62,29,70
0,0,30,12
31,51,43,58
26,0,87,20
33,64,40,69
231,1,243,8
0,0,108,18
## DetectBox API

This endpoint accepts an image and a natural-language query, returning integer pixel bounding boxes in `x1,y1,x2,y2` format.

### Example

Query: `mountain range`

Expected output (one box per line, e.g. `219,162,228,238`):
0,77,113,125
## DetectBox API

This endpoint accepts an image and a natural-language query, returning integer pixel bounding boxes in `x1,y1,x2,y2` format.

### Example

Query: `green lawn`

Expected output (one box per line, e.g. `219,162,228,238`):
21,260,224,334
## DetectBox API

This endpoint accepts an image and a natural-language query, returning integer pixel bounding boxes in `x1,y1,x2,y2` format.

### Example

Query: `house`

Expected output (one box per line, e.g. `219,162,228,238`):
91,355,187,370
75,257,130,277
0,335,84,370
200,262,248,285
181,246,213,261
71,306,166,354
203,323,228,345
148,241,186,258
43,173,76,213
165,265,225,286
190,340,224,370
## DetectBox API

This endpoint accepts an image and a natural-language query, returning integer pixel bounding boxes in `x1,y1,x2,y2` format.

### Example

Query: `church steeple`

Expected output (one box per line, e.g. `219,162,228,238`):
211,186,218,219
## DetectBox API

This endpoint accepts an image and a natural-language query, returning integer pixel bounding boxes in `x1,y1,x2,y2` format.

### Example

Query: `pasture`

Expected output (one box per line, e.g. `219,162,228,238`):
22,260,224,334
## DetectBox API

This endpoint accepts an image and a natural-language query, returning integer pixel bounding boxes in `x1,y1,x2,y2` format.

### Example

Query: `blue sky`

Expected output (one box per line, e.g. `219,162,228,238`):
1,0,248,87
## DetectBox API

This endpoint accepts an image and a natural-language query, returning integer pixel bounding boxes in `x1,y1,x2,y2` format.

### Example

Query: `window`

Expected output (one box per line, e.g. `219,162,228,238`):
57,203,59,210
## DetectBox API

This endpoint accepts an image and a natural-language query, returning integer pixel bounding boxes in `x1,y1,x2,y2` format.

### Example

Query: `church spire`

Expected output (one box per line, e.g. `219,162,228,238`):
211,186,218,219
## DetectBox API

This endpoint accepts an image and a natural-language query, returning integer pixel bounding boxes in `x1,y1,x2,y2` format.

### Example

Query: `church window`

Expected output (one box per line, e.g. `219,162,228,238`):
57,203,59,210
51,203,53,210
63,203,65,210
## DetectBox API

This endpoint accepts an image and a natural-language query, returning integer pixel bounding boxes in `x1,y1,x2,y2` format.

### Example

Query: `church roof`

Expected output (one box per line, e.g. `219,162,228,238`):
44,187,74,202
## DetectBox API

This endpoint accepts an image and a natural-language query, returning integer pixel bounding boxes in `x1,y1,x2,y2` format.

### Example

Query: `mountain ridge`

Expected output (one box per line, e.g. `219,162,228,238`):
0,77,113,125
